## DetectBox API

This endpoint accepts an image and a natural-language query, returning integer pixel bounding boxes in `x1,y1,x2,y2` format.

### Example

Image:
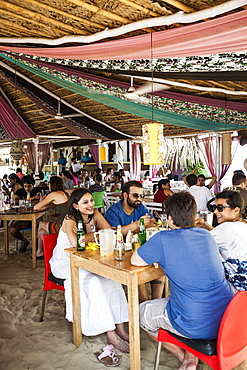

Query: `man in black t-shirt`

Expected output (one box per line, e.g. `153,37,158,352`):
10,175,43,253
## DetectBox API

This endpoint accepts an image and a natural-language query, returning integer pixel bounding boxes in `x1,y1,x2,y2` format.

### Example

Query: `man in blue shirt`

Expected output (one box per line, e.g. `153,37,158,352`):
105,180,166,302
131,191,233,370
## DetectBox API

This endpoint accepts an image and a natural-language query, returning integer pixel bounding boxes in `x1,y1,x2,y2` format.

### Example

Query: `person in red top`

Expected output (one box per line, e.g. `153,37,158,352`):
154,179,174,203
16,168,25,180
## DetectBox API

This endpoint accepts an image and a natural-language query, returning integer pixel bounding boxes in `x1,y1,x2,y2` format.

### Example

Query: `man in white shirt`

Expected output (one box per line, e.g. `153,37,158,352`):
186,174,213,211
71,157,82,173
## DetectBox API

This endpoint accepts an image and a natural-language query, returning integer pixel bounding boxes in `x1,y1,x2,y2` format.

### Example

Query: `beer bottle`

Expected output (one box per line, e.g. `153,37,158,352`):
115,225,125,261
77,220,85,251
138,218,146,246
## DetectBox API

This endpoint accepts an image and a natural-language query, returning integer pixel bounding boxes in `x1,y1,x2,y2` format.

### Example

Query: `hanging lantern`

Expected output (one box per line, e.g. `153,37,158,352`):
142,123,164,165
10,138,24,161
222,133,232,165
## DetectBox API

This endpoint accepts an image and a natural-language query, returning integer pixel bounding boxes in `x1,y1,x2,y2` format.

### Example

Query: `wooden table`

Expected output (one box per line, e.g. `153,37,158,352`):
0,209,45,269
66,248,164,370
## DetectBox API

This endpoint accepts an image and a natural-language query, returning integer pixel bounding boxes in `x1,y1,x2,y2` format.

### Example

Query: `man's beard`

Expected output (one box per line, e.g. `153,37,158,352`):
127,197,141,209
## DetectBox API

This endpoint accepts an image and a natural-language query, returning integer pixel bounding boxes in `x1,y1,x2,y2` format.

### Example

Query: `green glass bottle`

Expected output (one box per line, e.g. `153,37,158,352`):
77,220,85,251
138,218,146,246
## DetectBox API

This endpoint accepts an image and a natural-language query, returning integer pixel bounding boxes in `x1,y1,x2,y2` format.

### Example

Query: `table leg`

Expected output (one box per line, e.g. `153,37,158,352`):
31,217,37,269
70,255,82,347
4,220,8,255
127,273,141,370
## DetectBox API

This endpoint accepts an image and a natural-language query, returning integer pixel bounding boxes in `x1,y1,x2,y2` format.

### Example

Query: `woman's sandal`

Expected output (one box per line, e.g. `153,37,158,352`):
94,344,122,367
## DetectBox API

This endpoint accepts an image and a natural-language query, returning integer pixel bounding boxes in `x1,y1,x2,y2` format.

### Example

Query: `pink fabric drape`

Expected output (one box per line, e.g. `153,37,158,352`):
24,142,36,173
38,143,51,173
1,10,247,59
0,93,35,138
197,136,240,193
89,144,100,168
131,143,141,180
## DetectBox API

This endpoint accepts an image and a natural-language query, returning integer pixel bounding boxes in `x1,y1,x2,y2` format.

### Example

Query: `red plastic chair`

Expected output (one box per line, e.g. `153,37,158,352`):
39,234,65,322
154,291,247,370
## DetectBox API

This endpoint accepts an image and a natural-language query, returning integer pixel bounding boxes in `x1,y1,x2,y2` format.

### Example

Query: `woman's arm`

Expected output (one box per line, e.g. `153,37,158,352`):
33,193,54,211
63,218,77,247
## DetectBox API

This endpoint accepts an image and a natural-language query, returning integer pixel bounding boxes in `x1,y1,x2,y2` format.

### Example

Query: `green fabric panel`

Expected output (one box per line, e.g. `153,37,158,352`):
2,53,245,132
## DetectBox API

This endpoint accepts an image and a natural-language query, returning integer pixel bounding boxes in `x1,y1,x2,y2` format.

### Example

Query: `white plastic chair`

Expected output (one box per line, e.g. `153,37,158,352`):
143,201,163,216
102,195,120,209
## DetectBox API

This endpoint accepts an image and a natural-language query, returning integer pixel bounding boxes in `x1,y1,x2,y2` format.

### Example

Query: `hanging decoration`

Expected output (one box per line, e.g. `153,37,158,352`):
142,123,164,165
10,137,25,161
222,132,232,165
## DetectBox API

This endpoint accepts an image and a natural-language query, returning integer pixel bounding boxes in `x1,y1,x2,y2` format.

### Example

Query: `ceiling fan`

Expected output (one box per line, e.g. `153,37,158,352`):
53,98,85,120
124,76,170,103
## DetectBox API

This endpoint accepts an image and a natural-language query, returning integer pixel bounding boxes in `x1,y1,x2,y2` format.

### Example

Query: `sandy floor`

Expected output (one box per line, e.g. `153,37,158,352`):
0,229,246,370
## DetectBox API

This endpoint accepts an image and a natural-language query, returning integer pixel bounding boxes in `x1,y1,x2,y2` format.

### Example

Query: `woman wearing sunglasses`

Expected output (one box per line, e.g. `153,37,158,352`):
197,190,247,291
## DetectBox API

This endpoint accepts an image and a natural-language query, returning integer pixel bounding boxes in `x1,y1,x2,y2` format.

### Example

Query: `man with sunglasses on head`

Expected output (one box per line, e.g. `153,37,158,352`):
105,180,166,301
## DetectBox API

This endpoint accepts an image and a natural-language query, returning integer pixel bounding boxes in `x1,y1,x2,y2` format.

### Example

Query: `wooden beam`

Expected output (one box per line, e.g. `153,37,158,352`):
117,0,161,16
161,0,193,13
22,0,104,30
67,0,131,23
0,17,46,37
0,9,67,37
0,0,89,35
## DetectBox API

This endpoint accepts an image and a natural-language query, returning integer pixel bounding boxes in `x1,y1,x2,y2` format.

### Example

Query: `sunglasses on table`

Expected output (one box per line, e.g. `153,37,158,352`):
128,193,144,199
212,204,231,212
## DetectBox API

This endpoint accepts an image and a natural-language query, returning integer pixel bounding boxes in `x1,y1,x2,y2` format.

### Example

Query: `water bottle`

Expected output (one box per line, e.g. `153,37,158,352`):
77,220,85,251
131,233,140,253
115,225,125,261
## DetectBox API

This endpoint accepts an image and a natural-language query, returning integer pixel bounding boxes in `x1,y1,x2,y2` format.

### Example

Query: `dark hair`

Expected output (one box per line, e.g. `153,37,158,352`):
164,191,197,228
157,179,170,190
62,170,73,180
95,173,102,183
122,180,142,195
96,168,102,174
233,170,245,175
9,173,23,185
186,174,197,186
50,176,65,192
106,168,113,174
22,175,35,185
16,168,22,173
197,174,206,180
232,173,246,186
216,190,244,214
68,188,94,229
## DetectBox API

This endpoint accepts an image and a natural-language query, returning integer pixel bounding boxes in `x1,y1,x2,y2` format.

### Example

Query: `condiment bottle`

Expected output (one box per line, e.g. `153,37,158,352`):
77,220,85,251
138,218,146,246
10,190,15,205
115,225,125,261
26,192,31,207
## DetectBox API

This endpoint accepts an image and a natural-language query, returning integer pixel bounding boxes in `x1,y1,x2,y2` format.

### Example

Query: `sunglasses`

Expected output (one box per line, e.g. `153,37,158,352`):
129,193,144,199
212,204,231,212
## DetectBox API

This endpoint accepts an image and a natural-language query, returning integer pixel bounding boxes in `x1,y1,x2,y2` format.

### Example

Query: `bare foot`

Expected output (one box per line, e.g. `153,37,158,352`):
178,359,197,370
116,324,129,342
107,330,130,353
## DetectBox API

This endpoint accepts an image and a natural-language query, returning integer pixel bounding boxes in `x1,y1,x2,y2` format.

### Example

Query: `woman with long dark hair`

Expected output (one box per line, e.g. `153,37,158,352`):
49,188,129,359
33,176,69,258
153,179,174,203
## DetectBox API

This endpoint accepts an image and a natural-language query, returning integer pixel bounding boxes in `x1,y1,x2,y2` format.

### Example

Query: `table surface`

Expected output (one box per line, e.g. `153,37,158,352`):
66,248,164,370
0,209,46,269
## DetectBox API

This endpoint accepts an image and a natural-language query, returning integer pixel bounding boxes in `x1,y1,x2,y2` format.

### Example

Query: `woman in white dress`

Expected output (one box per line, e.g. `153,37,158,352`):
50,188,129,353
197,190,247,291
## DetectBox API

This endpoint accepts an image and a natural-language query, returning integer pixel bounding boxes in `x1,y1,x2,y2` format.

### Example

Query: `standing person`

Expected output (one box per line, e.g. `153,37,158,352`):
153,179,174,203
197,174,216,189
16,167,25,180
131,191,233,370
49,188,129,358
186,174,213,211
81,151,92,163
33,176,69,259
9,175,42,253
196,190,247,291
58,153,67,172
105,180,166,302
71,157,82,174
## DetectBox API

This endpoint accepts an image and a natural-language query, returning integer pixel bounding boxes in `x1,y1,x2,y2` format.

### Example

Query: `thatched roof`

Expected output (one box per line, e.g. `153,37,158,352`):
0,0,247,147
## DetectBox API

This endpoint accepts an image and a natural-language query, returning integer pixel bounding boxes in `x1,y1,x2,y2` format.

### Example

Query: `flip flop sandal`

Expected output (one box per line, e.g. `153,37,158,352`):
94,344,122,367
